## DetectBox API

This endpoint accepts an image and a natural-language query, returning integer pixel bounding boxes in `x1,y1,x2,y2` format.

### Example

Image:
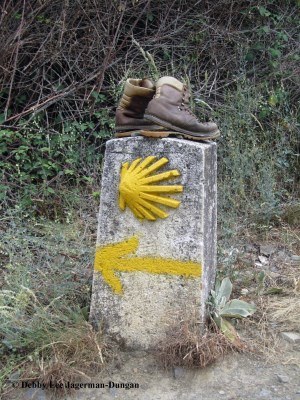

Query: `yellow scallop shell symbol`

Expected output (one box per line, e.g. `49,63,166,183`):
119,156,183,221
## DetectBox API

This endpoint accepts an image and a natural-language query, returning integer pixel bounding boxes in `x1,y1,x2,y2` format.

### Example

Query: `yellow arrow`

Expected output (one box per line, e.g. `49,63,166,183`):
94,236,202,294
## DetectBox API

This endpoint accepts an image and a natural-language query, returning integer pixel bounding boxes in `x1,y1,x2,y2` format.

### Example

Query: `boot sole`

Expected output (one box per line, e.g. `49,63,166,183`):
115,129,219,140
144,114,220,141
115,125,165,137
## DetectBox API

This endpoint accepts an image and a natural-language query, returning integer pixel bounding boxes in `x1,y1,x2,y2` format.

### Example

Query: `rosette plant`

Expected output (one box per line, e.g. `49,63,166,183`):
208,277,256,346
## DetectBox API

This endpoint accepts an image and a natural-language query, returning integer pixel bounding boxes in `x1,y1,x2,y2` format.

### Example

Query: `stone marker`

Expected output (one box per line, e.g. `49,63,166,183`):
90,137,217,350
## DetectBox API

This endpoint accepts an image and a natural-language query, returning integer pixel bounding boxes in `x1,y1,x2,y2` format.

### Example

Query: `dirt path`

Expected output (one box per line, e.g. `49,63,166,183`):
6,341,300,400
72,348,300,400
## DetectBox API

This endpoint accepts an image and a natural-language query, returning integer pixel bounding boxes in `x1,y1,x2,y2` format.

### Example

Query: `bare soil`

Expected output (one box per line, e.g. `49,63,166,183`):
5,342,300,400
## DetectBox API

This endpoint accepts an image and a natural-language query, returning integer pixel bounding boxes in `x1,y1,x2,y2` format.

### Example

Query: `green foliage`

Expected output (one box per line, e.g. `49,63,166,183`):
214,81,298,234
220,299,256,319
209,278,256,344
0,108,113,208
244,2,298,80
0,0,298,223
0,213,94,390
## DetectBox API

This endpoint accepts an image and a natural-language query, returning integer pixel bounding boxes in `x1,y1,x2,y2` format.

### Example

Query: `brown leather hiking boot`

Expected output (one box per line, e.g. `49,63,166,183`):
143,77,220,140
115,78,165,137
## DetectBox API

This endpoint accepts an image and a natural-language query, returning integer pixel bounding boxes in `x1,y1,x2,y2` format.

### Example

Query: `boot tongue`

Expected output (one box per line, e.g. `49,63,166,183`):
156,76,183,91
140,78,155,89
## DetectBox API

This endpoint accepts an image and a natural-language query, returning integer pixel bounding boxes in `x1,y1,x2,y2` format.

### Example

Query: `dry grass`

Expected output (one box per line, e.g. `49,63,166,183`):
240,297,282,362
155,319,244,369
10,322,115,398
268,294,300,333
1,0,299,127
238,289,300,365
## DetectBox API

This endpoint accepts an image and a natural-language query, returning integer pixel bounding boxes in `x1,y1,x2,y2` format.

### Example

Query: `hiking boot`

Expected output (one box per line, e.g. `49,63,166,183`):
143,77,220,140
115,78,166,137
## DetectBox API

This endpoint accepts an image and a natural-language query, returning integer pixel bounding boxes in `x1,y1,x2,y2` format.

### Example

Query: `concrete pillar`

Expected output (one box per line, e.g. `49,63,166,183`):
90,137,217,350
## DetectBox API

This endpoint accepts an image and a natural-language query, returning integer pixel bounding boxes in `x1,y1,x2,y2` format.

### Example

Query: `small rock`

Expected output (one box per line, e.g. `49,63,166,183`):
258,255,268,265
277,374,289,383
277,251,288,260
24,388,47,400
245,244,257,253
173,366,185,379
281,332,300,344
241,288,249,295
260,244,276,256
109,387,117,397
8,371,20,381
291,255,300,265
218,390,225,395
258,389,271,398
133,368,138,373
268,271,281,279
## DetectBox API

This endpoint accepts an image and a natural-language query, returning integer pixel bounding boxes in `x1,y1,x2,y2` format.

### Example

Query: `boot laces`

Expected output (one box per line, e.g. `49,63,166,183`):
178,85,199,120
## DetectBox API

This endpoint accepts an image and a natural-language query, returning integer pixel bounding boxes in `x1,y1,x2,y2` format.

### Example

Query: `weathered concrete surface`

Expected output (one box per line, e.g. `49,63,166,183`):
90,137,217,349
